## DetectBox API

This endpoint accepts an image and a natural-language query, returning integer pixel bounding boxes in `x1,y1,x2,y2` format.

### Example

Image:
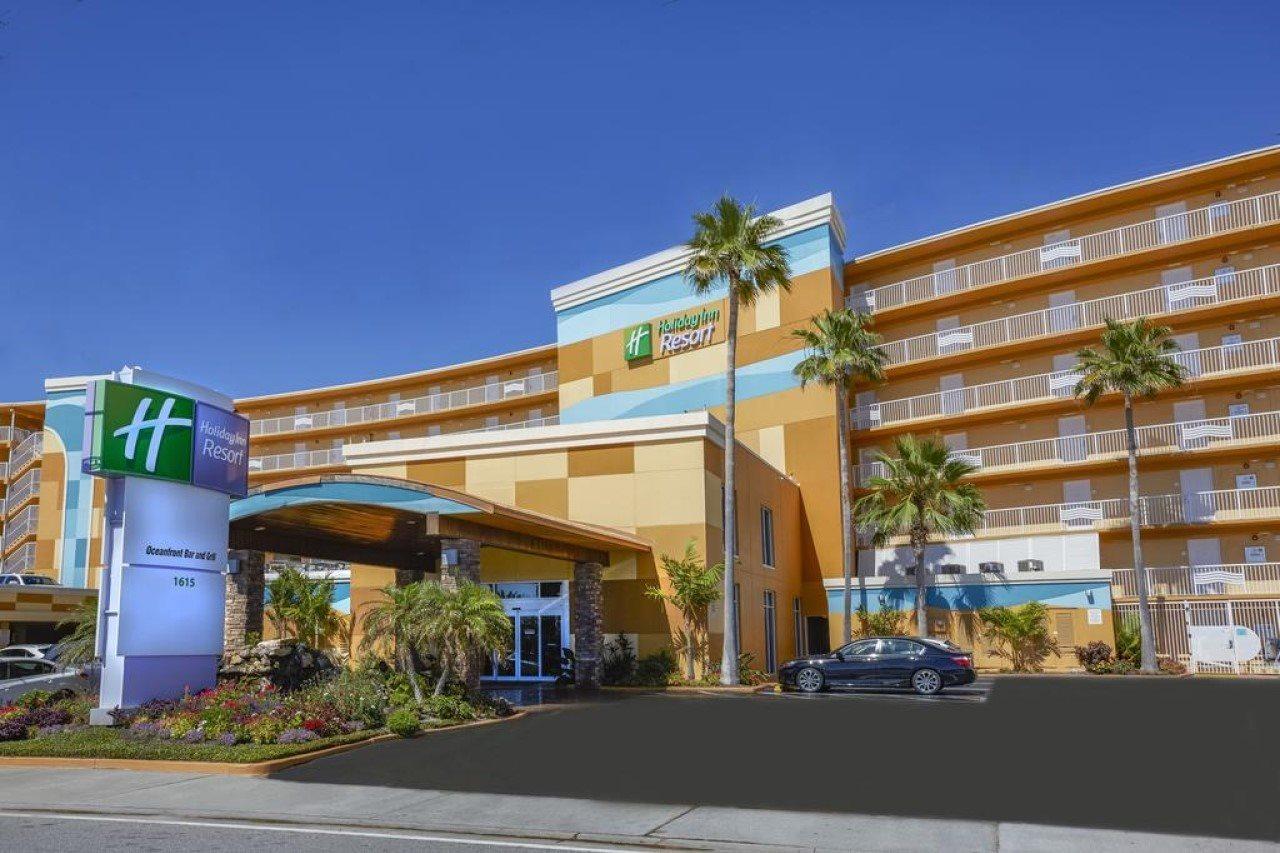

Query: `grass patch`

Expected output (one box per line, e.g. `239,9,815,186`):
0,727,379,763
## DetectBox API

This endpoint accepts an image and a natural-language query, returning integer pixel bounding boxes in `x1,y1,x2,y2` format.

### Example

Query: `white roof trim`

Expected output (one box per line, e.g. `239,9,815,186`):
550,193,845,313
824,570,1112,590
343,412,726,465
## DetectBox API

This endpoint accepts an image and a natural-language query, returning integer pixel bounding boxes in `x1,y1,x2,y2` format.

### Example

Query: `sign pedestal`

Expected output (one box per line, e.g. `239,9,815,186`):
83,368,249,725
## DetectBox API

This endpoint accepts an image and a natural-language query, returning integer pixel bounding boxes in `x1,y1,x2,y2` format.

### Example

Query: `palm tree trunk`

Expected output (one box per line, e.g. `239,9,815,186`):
720,288,741,686
836,381,855,645
1124,394,1158,673
399,635,424,703
685,622,696,682
913,531,928,638
434,646,450,696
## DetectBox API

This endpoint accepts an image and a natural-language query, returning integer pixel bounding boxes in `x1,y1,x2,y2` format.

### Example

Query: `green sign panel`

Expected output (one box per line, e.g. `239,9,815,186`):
86,380,195,483
623,322,652,361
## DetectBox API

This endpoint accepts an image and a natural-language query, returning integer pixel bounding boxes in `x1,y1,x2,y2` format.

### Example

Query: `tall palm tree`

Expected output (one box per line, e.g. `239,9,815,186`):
645,540,724,681
360,583,429,703
419,582,510,696
685,195,792,684
1074,317,1187,673
266,567,341,649
793,308,888,644
55,601,98,666
854,435,986,638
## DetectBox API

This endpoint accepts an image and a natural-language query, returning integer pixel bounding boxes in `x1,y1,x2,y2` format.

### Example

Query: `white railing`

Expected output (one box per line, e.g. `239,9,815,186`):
0,427,30,445
2,504,38,547
0,462,6,483
1,542,37,574
853,335,1280,429
247,415,563,474
4,469,40,515
1111,563,1280,597
973,485,1280,537
859,408,1280,482
876,263,1280,367
5,431,42,479
249,370,558,437
854,190,1280,313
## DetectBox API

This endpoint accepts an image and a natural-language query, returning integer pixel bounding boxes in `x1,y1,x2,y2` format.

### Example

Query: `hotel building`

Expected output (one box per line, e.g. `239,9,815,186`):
5,145,1280,675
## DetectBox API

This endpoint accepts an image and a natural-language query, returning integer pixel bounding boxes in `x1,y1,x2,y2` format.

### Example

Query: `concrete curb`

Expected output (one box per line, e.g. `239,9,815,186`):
0,710,528,777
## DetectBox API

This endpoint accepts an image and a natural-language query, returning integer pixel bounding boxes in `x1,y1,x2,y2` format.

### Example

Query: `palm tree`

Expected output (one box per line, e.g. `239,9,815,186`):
854,435,986,638
793,308,888,644
266,567,341,649
645,540,724,681
360,583,430,703
419,582,510,696
1074,317,1187,673
55,601,98,666
978,602,1059,672
685,195,792,684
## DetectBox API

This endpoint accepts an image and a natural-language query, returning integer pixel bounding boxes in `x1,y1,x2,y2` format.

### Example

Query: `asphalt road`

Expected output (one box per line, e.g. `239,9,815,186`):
280,676,1280,842
0,812,648,852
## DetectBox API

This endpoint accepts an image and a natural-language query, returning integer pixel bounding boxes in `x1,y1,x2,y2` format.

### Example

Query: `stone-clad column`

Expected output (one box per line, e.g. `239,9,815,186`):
572,561,603,689
438,537,483,688
224,550,266,651
396,541,439,588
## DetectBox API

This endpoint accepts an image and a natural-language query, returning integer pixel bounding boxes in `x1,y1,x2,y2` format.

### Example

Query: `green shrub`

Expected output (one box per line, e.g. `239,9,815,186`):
855,608,909,638
1074,641,1114,673
386,707,421,738
420,694,477,721
634,649,678,686
247,717,287,745
737,652,771,686
15,690,53,710
601,634,637,685
1158,656,1187,675
305,668,389,728
1114,617,1142,665
1111,659,1137,675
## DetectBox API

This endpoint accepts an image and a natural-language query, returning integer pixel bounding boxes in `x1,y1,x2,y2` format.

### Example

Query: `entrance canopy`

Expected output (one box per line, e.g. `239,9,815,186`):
229,474,649,568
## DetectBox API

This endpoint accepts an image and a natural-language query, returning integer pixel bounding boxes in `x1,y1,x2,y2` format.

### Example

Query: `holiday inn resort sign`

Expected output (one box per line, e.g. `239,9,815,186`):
624,303,723,362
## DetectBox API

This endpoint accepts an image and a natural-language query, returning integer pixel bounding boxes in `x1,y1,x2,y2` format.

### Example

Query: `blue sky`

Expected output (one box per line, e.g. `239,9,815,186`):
2,1,1277,400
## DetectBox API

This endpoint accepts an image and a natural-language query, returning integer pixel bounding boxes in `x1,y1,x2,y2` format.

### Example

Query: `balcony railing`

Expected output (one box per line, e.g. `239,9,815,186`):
5,431,42,480
853,335,1280,429
859,408,1280,483
2,504,38,548
248,415,562,474
1,542,37,574
876,263,1280,368
4,469,40,516
1111,563,1280,598
853,190,1280,313
0,427,29,445
0,462,6,483
248,370,558,437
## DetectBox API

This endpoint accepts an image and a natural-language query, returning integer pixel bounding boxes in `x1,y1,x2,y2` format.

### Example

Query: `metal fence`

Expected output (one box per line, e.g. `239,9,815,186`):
1114,599,1280,675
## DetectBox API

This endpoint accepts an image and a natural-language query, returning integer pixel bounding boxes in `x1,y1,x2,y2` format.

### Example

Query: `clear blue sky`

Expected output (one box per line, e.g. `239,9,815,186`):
2,1,1277,401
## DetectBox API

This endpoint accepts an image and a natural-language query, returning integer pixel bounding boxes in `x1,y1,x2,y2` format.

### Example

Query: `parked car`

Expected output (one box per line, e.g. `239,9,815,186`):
0,574,60,586
0,656,93,703
0,644,55,660
779,636,976,695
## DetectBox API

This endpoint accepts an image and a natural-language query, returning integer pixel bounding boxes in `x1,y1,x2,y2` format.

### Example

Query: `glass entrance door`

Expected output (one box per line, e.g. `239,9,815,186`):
483,582,568,681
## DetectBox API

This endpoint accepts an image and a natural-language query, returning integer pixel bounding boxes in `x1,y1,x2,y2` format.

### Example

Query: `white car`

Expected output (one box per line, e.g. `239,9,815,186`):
0,644,55,660
0,657,93,704
0,574,60,586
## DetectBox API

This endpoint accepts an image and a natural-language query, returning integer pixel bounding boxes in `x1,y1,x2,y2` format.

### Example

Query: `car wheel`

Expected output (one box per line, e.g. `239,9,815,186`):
794,666,825,693
911,668,943,696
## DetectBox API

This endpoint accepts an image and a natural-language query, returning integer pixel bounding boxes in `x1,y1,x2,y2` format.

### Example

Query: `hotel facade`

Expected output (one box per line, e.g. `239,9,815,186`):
5,146,1280,676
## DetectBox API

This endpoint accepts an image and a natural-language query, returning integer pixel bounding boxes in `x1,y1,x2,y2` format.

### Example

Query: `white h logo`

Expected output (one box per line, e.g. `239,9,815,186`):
112,396,193,473
626,325,649,357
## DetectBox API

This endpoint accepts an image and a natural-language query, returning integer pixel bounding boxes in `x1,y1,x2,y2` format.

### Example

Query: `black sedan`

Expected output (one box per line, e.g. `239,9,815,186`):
779,636,976,695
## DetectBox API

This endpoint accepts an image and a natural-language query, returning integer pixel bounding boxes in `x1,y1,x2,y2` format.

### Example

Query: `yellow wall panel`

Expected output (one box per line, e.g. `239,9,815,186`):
568,474,636,529
634,469,708,528
666,341,727,385
633,439,703,472
514,478,569,519
465,455,518,488
514,451,568,481
754,288,781,331
567,445,635,477
755,425,787,473
558,375,595,410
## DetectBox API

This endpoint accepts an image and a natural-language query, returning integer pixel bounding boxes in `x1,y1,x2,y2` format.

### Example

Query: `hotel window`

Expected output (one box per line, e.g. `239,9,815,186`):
792,597,805,656
763,590,777,673
529,408,542,424
760,506,775,567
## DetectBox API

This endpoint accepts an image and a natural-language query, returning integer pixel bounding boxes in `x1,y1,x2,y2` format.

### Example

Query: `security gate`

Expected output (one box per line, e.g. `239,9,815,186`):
1115,599,1280,674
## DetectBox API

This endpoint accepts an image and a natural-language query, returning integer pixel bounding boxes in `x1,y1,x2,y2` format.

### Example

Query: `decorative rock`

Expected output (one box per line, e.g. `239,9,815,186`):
218,639,336,690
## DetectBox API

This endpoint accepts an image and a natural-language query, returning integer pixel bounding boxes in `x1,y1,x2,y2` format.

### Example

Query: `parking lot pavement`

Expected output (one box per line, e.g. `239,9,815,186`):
761,675,994,703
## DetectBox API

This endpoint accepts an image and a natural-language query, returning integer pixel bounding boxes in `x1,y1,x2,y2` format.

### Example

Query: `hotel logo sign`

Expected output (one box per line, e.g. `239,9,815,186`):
623,323,653,361
625,303,723,363
84,380,250,497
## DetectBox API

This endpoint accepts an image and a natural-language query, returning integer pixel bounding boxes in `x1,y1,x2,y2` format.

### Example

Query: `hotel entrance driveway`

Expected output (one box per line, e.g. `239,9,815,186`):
277,677,1280,843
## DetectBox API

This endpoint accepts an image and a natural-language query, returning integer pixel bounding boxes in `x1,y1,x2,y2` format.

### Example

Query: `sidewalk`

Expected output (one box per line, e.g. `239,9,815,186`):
0,767,1271,852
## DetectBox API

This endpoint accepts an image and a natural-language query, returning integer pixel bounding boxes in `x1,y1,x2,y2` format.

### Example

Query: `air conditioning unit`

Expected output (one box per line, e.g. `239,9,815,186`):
979,561,1004,574
904,565,917,576
1017,559,1045,573
938,563,964,575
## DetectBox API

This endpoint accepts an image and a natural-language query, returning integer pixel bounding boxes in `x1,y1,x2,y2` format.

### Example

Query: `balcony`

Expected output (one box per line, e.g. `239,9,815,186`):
249,371,558,437
1,542,36,574
2,504,38,551
5,431,42,480
248,415,562,474
853,335,1280,430
972,485,1280,539
1111,563,1280,598
4,469,40,516
0,427,29,445
853,190,1280,314
858,408,1280,483
876,263,1280,369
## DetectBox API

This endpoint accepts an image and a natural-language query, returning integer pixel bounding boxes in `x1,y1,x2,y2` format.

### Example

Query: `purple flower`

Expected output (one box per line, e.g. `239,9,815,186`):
181,729,206,744
0,720,28,742
341,720,365,733
275,728,318,744
217,732,238,746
